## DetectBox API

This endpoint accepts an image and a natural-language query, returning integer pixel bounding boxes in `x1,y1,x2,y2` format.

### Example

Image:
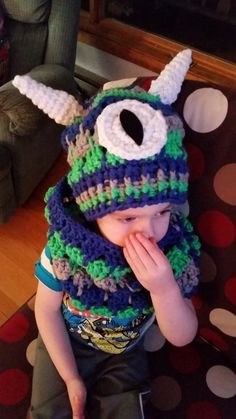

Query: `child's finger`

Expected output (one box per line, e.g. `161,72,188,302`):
126,234,154,273
129,234,158,270
125,236,143,265
135,233,165,265
124,239,146,276
123,247,142,279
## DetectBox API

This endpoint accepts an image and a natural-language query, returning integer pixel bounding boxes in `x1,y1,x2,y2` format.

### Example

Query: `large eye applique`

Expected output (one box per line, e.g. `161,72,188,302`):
96,99,167,160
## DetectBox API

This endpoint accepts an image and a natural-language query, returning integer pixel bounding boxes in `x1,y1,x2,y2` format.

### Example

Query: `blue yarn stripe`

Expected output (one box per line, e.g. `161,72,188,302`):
82,192,187,221
47,178,127,268
70,156,189,196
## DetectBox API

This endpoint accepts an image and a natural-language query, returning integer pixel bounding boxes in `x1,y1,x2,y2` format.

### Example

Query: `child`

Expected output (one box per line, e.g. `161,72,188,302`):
13,49,201,419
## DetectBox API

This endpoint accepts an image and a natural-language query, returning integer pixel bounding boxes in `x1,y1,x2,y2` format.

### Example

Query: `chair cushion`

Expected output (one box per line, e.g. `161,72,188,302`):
0,80,43,136
0,4,10,85
173,79,236,364
2,0,51,24
0,296,37,419
0,64,77,137
144,325,236,418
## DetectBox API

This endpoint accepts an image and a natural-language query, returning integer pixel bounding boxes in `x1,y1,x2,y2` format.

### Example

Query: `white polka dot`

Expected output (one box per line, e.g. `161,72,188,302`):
209,308,236,337
144,324,166,352
206,365,236,398
183,88,228,133
26,338,38,366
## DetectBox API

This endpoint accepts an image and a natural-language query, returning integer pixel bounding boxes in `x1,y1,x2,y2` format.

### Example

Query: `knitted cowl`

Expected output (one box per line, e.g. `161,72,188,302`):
45,177,201,320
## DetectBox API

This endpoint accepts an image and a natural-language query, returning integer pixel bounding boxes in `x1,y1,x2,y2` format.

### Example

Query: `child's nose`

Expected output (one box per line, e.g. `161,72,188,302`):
140,220,155,239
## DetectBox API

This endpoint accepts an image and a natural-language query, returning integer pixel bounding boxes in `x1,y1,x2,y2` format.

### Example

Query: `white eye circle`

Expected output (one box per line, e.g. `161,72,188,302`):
96,99,167,160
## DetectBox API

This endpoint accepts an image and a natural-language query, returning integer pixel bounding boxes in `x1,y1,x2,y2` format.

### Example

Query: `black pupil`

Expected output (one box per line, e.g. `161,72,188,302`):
119,109,144,146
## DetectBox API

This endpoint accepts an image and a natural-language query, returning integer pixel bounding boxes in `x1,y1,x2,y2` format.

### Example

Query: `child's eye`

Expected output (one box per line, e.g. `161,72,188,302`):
119,217,136,223
155,209,171,217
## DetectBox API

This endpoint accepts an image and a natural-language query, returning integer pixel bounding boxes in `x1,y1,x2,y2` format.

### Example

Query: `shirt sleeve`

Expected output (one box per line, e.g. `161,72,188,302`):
35,245,62,292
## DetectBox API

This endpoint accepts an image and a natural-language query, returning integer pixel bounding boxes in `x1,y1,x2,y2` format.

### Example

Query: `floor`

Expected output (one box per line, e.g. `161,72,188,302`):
0,153,68,326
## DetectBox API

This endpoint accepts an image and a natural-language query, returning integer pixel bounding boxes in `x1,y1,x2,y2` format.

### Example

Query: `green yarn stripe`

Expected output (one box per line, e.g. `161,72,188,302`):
166,223,201,277
166,245,190,277
70,297,153,319
182,216,194,232
192,235,201,255
166,234,201,277
45,206,51,224
165,129,187,159
68,138,104,186
48,231,84,271
113,266,131,281
74,116,83,124
48,231,131,281
106,151,125,166
67,131,187,189
68,158,84,184
92,89,160,108
45,186,56,203
68,145,126,187
44,186,55,224
48,228,197,285
79,179,187,212
86,259,131,281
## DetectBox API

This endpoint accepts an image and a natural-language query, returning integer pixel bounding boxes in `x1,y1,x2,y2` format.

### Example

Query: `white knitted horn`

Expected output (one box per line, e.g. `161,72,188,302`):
13,75,83,125
148,49,192,105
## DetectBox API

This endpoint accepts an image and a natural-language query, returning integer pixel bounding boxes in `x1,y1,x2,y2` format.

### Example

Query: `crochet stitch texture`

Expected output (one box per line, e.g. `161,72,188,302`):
44,178,200,319
14,49,202,352
62,86,189,221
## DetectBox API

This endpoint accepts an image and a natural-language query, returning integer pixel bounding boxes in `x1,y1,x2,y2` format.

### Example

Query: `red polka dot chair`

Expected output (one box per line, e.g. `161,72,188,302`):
143,78,236,418
0,78,235,419
177,80,236,365
0,296,37,418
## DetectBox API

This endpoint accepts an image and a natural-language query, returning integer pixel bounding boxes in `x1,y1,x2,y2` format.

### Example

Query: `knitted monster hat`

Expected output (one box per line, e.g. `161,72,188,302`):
13,49,192,221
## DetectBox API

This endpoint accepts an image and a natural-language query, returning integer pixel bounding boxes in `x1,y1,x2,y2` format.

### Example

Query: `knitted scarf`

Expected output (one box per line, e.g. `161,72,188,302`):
45,176,201,320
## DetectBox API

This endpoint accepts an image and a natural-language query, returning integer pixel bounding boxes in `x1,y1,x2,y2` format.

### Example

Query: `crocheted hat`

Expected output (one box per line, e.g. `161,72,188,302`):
13,49,192,221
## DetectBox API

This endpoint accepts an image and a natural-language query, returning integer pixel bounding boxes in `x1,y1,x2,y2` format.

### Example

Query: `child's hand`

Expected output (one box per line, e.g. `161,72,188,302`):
66,376,87,419
123,233,176,295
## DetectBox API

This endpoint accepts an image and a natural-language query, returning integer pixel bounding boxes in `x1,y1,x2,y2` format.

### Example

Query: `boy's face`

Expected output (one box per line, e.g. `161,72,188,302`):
96,203,171,247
